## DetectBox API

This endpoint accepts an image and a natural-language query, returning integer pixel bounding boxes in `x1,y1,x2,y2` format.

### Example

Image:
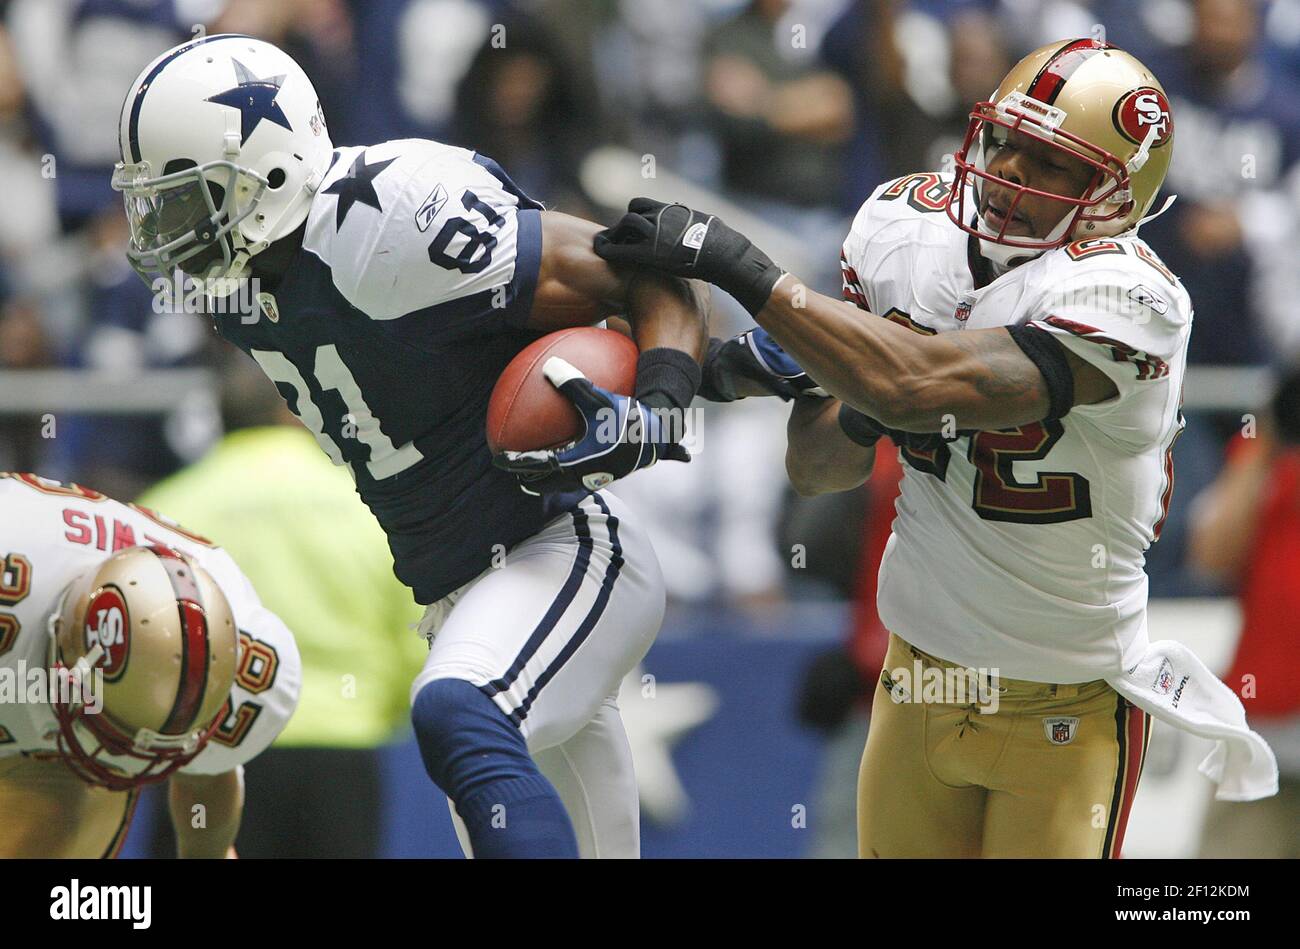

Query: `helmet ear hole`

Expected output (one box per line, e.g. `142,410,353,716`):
267,168,287,189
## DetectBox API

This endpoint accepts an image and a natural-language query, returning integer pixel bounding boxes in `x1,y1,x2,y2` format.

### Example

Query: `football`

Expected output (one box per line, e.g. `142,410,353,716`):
485,326,639,453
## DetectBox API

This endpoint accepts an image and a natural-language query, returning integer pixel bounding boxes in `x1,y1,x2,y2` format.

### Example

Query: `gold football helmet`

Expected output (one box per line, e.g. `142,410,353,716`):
47,544,238,790
947,38,1175,264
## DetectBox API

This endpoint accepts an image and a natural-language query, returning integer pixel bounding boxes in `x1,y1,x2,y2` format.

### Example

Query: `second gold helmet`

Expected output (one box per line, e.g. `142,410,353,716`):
48,544,238,790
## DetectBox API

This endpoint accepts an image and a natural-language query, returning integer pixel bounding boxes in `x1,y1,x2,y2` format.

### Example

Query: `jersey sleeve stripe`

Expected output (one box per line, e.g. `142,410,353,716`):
508,206,543,325
1036,315,1170,380
473,152,544,211
841,251,870,310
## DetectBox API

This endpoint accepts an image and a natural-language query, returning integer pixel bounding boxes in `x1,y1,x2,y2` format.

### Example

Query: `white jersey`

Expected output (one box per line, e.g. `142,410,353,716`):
841,172,1192,683
0,473,300,774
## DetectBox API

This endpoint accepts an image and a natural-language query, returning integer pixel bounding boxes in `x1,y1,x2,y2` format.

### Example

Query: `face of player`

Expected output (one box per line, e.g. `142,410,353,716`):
126,171,229,279
979,127,1097,239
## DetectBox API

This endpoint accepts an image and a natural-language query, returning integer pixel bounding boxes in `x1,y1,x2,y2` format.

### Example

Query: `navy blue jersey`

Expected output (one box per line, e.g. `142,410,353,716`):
212,139,579,603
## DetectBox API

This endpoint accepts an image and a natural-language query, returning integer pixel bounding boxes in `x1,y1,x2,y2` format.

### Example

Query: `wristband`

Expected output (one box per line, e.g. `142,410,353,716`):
729,255,786,317
837,403,885,448
634,347,702,414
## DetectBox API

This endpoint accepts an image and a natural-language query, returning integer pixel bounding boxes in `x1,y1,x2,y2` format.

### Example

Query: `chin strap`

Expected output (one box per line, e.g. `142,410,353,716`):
203,246,252,300
1126,122,1162,174
1133,193,1178,233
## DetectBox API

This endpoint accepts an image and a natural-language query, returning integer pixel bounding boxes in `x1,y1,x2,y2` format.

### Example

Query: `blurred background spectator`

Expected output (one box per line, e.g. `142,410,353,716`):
1188,371,1300,857
453,6,600,213
702,0,853,291
0,0,1291,857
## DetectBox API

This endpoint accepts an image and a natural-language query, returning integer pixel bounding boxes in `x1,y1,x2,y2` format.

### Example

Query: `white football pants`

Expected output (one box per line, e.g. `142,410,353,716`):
410,491,664,858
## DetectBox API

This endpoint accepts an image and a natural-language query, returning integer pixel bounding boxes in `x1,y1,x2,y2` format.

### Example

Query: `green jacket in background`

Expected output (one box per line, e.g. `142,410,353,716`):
140,426,427,748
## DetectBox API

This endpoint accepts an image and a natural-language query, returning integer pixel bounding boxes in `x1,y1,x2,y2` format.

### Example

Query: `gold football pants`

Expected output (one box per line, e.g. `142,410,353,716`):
858,633,1150,858
0,755,139,858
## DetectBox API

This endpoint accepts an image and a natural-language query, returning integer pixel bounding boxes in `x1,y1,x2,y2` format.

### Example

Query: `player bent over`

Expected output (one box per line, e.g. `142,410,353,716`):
0,473,300,858
597,40,1277,856
111,35,708,857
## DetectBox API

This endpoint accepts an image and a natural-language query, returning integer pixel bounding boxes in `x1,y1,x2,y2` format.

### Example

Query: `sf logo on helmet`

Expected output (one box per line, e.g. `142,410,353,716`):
84,587,131,681
1113,87,1173,147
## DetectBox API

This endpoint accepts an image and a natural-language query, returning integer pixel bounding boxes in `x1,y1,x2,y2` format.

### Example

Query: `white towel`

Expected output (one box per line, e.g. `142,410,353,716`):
1106,640,1279,802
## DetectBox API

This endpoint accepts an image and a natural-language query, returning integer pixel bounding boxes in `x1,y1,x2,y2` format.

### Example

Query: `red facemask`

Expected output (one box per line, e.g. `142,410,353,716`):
946,93,1134,254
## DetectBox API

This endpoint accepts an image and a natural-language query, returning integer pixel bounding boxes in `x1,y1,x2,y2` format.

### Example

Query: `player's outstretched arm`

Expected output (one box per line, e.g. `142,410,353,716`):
756,280,1114,431
786,396,876,496
594,198,1115,431
168,767,244,858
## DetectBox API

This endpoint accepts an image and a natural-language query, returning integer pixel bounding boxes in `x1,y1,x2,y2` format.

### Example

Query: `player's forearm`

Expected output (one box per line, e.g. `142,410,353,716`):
755,279,934,427
589,202,1055,429
786,396,875,496
757,281,1053,431
169,768,244,858
623,270,709,362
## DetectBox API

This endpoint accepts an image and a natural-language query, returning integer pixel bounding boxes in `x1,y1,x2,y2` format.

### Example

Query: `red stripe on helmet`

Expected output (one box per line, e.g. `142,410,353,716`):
1027,38,1110,105
149,545,211,735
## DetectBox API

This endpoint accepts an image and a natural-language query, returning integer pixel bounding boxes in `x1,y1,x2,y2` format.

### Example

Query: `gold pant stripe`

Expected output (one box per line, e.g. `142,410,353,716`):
1103,699,1151,859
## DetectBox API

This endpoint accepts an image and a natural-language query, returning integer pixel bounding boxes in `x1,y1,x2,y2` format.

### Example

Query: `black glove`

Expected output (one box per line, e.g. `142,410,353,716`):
594,198,786,316
699,327,829,402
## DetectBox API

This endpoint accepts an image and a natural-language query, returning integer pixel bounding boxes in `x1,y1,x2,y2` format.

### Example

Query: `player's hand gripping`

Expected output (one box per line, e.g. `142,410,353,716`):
700,325,828,402
493,357,690,495
594,198,786,316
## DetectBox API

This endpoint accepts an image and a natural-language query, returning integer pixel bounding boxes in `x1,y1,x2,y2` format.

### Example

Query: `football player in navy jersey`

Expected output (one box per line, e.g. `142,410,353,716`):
111,34,712,858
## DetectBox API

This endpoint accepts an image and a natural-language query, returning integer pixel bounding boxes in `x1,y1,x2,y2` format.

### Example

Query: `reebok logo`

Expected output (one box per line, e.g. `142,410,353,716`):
682,221,709,250
415,183,448,232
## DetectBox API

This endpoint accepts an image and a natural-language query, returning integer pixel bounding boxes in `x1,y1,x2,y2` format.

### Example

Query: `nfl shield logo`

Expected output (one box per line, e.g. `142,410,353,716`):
1043,716,1079,745
1151,658,1175,695
256,291,280,323
954,300,972,323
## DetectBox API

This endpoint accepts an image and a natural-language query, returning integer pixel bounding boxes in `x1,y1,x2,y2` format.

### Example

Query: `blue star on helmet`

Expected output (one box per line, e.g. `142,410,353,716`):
205,58,293,145
323,153,397,229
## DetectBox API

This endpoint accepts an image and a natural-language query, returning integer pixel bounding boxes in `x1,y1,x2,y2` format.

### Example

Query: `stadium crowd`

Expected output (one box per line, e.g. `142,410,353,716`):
0,0,1298,856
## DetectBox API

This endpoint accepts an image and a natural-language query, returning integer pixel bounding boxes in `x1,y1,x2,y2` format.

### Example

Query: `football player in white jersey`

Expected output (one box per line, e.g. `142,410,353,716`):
110,35,709,858
594,39,1243,857
0,472,301,858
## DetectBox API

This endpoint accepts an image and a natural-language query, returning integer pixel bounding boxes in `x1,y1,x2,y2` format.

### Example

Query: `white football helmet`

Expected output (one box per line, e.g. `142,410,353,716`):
111,34,333,293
